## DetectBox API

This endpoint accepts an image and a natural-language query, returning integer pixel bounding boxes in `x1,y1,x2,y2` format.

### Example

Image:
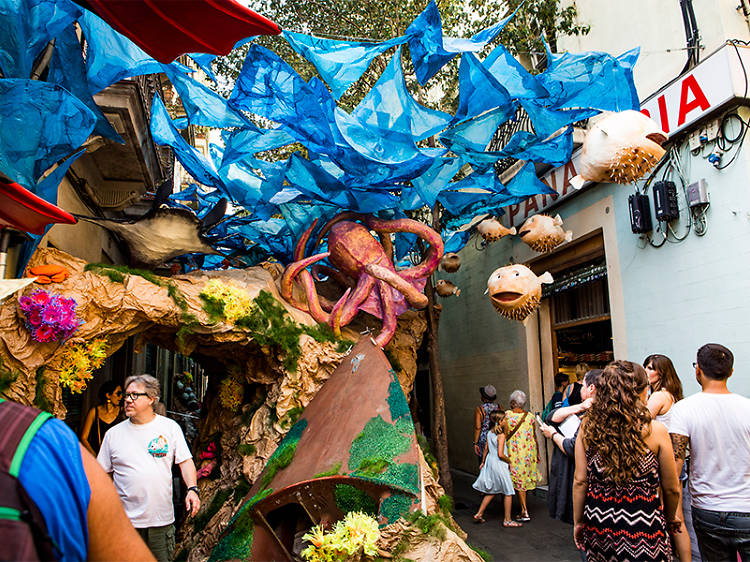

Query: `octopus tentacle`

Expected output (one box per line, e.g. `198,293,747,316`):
375,280,397,348
280,252,331,324
329,287,351,337
294,219,318,261
311,264,355,288
364,262,428,309
378,232,395,265
366,216,444,281
338,273,376,327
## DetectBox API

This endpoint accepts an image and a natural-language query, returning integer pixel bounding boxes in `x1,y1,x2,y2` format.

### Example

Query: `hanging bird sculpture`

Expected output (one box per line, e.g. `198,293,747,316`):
75,181,228,267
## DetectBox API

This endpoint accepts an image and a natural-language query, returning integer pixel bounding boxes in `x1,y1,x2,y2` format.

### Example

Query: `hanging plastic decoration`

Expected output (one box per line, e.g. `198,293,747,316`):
19,289,81,343
281,213,443,347
570,110,668,188
518,214,573,253
486,265,553,322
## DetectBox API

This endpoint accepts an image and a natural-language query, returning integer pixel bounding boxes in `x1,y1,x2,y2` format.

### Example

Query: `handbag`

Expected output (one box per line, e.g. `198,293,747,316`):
506,411,529,442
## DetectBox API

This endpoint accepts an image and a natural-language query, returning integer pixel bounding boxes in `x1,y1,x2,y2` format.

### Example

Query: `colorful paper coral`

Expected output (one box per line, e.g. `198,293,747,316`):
58,339,108,393
301,511,380,562
19,289,81,342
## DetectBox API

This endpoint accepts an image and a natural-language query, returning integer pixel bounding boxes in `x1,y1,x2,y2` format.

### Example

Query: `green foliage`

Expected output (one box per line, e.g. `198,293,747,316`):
314,462,342,478
404,510,452,540
334,484,377,516
33,367,52,412
237,443,256,456
199,293,226,324
387,378,410,422
356,457,389,476
0,357,20,396
193,488,232,532
437,494,453,516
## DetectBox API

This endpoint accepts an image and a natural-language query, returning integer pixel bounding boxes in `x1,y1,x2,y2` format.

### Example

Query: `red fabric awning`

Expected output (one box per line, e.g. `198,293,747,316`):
80,0,281,63
0,173,76,235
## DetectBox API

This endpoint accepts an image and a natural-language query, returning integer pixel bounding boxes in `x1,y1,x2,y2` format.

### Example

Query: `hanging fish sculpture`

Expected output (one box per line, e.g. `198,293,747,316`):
477,217,516,243
518,214,573,253
570,110,668,189
440,252,461,273
486,264,553,322
435,279,461,297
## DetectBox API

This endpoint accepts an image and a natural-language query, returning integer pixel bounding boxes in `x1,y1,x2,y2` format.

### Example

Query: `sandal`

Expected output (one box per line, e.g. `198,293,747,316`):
515,512,531,522
503,520,522,527
472,514,486,524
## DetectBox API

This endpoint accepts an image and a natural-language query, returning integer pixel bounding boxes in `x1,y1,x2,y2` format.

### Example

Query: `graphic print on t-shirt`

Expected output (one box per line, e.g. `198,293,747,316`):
147,435,169,458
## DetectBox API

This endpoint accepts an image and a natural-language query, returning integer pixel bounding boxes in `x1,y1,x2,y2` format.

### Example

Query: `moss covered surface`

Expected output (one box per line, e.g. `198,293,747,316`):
334,484,377,516
209,488,273,562
387,376,410,422
347,415,418,495
379,493,415,526
313,462,341,478
260,418,307,489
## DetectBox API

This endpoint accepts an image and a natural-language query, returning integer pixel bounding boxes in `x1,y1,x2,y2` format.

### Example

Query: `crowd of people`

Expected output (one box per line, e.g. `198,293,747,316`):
472,343,750,562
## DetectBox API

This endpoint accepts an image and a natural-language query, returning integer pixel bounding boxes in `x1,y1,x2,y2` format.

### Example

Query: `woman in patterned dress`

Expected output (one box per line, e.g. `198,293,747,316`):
473,385,500,464
505,390,540,522
573,361,684,562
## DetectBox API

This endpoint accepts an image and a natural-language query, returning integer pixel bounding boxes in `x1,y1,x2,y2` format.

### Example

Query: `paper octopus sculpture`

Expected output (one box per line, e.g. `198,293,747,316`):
281,213,444,346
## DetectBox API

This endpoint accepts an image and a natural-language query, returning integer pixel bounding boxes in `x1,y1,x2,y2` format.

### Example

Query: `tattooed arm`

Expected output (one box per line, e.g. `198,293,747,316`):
670,432,689,475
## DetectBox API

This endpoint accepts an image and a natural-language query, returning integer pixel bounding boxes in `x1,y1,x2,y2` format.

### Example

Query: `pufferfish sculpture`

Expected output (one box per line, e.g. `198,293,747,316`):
570,110,668,189
477,217,516,243
486,264,553,322
518,214,573,253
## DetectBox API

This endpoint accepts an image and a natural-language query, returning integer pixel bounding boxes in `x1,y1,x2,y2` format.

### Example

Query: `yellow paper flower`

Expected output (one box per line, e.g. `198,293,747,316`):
58,339,108,393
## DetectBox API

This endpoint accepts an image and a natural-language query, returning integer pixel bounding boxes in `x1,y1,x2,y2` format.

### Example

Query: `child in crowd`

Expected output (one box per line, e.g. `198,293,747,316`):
472,411,521,527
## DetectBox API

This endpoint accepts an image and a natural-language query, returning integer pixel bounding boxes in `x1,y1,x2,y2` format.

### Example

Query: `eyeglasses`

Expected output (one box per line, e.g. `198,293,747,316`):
124,392,149,402
692,362,697,369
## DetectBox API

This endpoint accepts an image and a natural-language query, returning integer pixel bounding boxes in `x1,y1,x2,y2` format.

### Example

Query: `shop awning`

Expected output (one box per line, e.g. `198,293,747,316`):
0,172,76,235
74,0,281,63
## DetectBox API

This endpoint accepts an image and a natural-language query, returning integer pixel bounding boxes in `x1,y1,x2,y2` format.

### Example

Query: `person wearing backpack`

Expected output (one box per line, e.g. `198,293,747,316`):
541,372,570,422
0,398,153,561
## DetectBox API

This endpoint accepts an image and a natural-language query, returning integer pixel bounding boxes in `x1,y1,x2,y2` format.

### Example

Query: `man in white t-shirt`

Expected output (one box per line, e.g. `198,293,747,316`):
669,343,750,562
98,374,200,562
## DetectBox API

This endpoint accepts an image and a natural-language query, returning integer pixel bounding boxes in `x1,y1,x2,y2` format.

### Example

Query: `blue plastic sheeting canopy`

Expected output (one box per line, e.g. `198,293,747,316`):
283,31,406,99
0,79,95,188
0,0,81,79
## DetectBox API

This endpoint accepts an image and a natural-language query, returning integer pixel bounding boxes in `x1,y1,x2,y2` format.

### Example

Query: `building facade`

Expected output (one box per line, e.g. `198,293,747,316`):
439,0,750,475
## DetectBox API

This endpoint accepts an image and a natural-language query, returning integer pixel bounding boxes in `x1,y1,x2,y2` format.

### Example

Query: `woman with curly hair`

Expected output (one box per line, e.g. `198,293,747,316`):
573,361,683,562
644,354,692,561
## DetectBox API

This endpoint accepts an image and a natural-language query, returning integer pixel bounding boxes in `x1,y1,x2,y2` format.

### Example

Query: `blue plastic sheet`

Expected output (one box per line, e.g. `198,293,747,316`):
0,0,80,78
162,65,251,128
498,127,573,166
505,161,557,198
440,106,517,166
406,0,520,85
539,43,640,112
221,127,293,167
283,31,406,99
453,53,513,123
47,26,124,142
410,157,462,207
79,10,163,94
0,79,95,188
187,53,218,82
150,94,224,189
483,44,548,100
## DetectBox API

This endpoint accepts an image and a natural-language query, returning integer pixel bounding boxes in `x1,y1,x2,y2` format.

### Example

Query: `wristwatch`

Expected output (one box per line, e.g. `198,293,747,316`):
187,486,199,495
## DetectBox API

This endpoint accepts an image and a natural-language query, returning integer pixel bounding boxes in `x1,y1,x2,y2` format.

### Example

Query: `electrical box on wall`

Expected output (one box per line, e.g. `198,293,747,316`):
653,181,679,221
687,179,709,207
629,193,653,233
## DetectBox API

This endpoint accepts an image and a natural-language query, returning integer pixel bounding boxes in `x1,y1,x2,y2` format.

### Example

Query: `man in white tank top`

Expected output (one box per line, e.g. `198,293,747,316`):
669,343,750,562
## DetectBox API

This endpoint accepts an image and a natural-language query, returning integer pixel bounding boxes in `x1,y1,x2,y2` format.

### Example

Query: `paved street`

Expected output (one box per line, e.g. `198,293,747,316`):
452,470,582,562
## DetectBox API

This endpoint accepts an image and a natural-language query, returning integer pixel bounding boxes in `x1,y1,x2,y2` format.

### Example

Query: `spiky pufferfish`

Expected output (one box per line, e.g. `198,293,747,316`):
440,252,461,273
477,217,516,243
486,264,553,322
518,214,573,253
570,110,668,189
